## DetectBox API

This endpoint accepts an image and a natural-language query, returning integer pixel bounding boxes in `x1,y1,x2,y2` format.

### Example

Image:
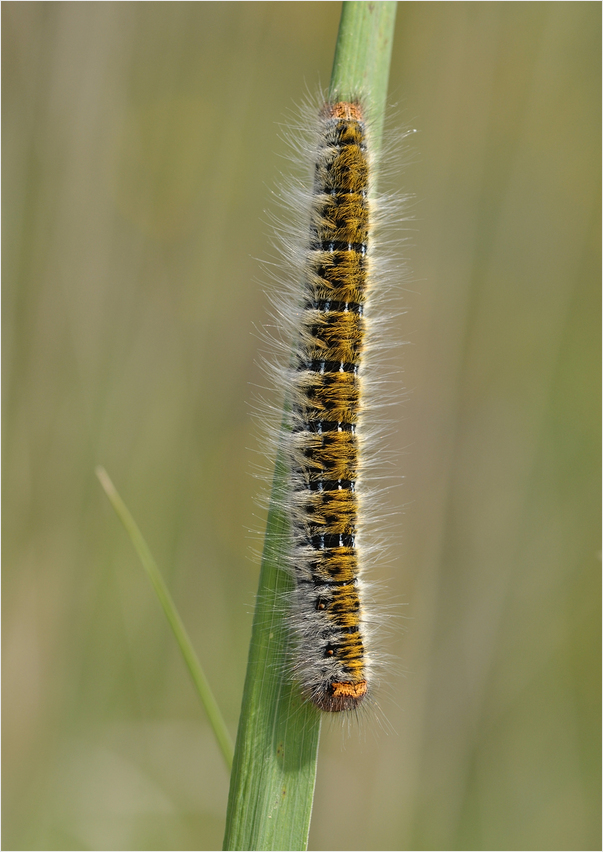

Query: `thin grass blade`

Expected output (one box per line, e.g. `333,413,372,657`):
96,466,234,771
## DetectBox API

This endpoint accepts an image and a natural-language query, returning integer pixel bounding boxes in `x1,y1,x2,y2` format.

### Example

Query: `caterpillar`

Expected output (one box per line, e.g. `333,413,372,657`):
260,96,406,714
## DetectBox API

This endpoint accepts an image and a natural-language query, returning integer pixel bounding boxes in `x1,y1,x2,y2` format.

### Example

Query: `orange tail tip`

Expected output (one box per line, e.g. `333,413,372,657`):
312,680,368,713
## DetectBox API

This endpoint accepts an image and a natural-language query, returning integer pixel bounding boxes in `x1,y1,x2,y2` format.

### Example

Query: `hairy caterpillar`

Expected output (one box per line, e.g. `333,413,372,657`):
259,95,408,714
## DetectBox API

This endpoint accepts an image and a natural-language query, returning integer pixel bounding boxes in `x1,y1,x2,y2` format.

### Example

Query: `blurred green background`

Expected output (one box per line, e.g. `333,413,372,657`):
2,2,600,850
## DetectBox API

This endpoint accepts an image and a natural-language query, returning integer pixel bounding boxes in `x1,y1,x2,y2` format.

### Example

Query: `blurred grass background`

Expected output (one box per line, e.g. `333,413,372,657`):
2,2,600,850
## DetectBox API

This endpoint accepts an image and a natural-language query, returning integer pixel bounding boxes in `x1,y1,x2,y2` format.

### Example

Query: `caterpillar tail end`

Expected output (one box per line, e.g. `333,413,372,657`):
312,680,368,713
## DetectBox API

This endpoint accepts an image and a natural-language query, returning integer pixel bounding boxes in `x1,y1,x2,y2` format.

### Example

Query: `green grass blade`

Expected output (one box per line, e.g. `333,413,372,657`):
96,466,234,771
223,451,322,852
330,0,397,149
223,4,398,850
